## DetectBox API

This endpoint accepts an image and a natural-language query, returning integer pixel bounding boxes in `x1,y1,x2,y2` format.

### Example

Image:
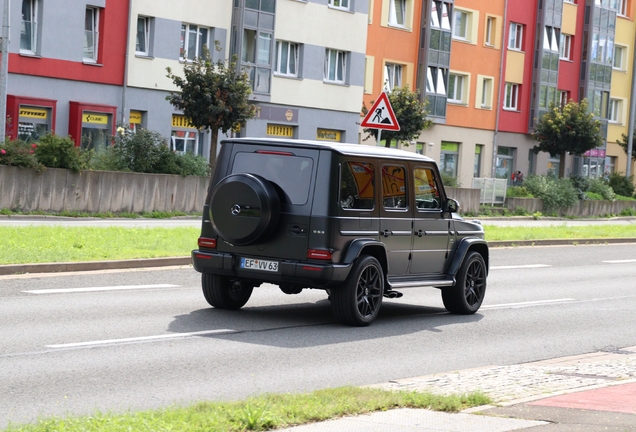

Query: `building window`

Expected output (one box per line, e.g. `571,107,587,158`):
560,34,572,60
275,41,298,77
440,142,459,178
543,26,559,52
504,83,519,110
84,7,100,62
171,130,203,156
389,0,406,27
384,63,403,92
485,16,495,46
427,66,447,95
560,90,570,107
617,0,627,16
447,73,466,103
496,146,515,185
180,23,209,61
479,77,493,108
430,1,451,30
453,10,468,39
613,45,625,70
329,0,350,10
136,16,151,56
20,0,38,54
474,145,483,177
325,48,346,83
608,98,622,123
508,22,523,51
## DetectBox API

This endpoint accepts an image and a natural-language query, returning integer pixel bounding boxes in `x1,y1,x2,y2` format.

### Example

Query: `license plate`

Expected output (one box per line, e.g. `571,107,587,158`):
240,257,279,272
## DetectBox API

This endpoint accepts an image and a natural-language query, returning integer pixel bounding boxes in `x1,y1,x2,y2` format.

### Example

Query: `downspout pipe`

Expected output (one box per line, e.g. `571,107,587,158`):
0,0,10,140
492,0,509,178
121,0,132,126
626,29,636,176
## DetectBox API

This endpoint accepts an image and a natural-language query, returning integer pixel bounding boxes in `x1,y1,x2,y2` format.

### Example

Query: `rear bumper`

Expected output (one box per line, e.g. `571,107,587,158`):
191,250,351,288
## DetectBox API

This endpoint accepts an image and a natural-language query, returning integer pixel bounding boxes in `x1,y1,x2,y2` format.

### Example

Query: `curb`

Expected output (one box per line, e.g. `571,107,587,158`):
489,237,636,247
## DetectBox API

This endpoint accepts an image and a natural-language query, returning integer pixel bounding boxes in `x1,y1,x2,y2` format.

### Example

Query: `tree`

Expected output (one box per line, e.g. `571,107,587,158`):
532,99,602,178
166,43,256,170
616,132,636,162
363,86,433,148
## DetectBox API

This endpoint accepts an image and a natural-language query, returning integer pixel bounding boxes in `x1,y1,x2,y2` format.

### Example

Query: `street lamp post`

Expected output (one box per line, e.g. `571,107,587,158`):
0,0,10,141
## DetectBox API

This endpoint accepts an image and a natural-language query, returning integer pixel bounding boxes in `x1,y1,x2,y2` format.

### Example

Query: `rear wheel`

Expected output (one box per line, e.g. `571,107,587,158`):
331,256,384,326
202,274,253,310
442,251,486,314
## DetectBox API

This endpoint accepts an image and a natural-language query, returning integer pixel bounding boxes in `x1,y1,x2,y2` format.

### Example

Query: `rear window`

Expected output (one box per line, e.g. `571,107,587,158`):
232,152,313,205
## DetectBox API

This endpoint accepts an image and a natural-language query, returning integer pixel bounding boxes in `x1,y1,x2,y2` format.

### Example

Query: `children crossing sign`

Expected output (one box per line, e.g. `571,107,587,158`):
360,92,400,131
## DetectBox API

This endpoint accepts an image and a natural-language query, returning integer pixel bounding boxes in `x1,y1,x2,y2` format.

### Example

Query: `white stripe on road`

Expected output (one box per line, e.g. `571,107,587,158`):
490,264,551,270
482,298,575,309
602,259,636,264
23,284,180,294
46,329,236,348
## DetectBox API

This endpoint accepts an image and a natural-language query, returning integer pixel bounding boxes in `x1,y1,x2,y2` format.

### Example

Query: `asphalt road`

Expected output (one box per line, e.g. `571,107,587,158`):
1,243,635,428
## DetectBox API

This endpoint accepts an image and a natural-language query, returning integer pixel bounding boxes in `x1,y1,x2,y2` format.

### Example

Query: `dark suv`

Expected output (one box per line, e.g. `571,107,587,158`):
192,138,488,326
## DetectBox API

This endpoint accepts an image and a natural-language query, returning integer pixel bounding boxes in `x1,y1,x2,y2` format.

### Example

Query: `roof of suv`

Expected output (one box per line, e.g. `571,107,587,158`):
221,137,436,162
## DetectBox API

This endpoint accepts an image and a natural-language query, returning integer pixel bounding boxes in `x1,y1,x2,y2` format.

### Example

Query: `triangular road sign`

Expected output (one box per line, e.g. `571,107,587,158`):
360,92,400,131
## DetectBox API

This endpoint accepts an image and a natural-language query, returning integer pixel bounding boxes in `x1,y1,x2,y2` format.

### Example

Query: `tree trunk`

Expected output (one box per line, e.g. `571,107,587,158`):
559,152,566,178
384,138,392,148
209,128,219,175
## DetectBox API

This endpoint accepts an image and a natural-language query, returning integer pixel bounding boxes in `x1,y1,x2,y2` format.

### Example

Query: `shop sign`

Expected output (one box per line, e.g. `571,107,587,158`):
266,124,293,137
129,111,142,124
83,113,109,124
316,129,341,141
172,115,196,129
19,107,48,119
584,149,606,158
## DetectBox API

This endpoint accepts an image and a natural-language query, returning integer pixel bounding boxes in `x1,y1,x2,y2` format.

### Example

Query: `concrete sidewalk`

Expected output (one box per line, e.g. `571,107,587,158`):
278,346,636,431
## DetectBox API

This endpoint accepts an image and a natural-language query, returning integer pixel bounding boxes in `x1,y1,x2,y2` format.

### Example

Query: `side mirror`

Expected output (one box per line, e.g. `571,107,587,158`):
446,198,460,213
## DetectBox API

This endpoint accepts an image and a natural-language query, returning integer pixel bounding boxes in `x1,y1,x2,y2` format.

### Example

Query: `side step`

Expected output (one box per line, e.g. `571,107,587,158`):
388,278,455,289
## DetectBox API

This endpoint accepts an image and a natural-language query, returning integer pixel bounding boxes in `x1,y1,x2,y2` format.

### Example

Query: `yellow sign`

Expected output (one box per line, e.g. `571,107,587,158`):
316,129,341,141
83,113,109,124
348,162,375,199
19,107,48,119
129,111,142,124
381,165,406,198
172,115,196,129
266,124,294,137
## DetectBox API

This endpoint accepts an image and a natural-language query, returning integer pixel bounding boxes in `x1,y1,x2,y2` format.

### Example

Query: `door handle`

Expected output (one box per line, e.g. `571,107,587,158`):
417,230,424,237
382,229,390,237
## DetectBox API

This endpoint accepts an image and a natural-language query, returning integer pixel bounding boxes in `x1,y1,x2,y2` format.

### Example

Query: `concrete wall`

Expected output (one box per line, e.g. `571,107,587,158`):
446,187,480,215
0,166,210,213
505,196,636,217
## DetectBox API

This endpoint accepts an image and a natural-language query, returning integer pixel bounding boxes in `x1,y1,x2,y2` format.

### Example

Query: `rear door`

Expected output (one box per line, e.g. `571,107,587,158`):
379,162,411,276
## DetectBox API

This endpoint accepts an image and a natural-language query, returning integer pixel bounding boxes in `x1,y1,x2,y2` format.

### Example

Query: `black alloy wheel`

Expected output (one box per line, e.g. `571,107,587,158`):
442,251,487,314
332,255,384,326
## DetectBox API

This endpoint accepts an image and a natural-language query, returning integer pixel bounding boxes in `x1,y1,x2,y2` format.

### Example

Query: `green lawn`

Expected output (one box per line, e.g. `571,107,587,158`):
1,224,635,265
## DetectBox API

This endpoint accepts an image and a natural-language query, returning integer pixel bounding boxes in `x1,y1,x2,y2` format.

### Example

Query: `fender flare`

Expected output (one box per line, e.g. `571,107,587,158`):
342,238,388,267
447,238,489,276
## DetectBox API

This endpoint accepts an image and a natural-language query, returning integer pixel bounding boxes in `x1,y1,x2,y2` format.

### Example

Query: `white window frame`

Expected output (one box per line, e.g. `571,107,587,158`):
479,77,493,108
613,44,625,70
447,73,467,104
543,26,559,53
508,22,523,51
136,16,150,56
426,66,447,95
180,23,209,61
328,0,350,11
20,0,38,54
453,9,469,40
503,83,519,110
559,90,569,107
617,0,627,16
560,34,572,60
275,40,299,77
170,130,201,155
388,0,407,27
383,63,403,92
84,7,99,63
485,16,495,46
608,98,622,123
324,48,347,84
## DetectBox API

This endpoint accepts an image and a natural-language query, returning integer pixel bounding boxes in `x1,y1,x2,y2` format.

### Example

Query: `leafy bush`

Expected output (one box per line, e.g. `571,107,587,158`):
506,186,533,198
34,133,88,172
585,192,604,200
0,139,44,172
153,145,211,176
569,175,590,200
607,172,635,198
441,173,461,187
112,127,166,173
620,207,636,216
523,175,578,212
87,146,129,172
588,178,615,201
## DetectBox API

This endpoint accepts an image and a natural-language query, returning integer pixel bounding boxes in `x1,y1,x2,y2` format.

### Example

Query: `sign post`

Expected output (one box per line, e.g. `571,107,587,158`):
361,92,400,146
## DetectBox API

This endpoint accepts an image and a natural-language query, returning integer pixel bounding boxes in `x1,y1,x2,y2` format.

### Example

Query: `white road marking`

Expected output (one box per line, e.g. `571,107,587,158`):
482,298,575,309
24,284,179,294
602,259,636,264
490,264,552,270
46,329,236,348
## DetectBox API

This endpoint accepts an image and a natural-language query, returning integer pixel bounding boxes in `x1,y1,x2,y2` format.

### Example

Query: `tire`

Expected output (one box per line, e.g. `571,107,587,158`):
210,173,281,246
442,251,487,314
331,256,384,326
202,274,253,310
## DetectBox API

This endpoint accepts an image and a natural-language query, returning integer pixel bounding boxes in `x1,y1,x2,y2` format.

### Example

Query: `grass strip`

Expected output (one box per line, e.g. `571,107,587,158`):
4,387,491,432
1,224,636,265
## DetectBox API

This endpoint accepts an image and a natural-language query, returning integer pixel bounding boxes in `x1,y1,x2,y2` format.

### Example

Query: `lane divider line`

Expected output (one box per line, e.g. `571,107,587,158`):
482,298,576,309
23,284,180,294
602,259,636,264
46,329,236,348
490,264,552,270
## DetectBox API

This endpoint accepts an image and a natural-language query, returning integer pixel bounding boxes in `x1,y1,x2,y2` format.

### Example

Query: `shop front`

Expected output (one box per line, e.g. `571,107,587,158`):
5,95,56,142
171,115,203,155
68,102,117,150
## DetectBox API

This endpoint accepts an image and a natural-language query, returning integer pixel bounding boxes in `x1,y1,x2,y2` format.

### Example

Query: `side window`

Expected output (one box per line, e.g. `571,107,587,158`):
340,161,375,210
414,166,441,209
382,165,407,209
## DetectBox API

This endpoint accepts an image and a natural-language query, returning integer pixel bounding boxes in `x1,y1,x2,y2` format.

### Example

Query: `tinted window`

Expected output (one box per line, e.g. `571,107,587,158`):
340,161,374,210
382,165,407,209
414,167,441,209
232,152,313,205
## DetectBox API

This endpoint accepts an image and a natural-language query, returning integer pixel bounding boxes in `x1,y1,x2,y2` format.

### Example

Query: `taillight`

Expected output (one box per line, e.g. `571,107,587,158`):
307,249,332,261
198,237,217,249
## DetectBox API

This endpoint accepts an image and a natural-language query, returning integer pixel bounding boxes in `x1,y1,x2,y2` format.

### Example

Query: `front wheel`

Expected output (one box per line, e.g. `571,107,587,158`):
442,251,487,314
202,274,253,310
331,256,384,326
